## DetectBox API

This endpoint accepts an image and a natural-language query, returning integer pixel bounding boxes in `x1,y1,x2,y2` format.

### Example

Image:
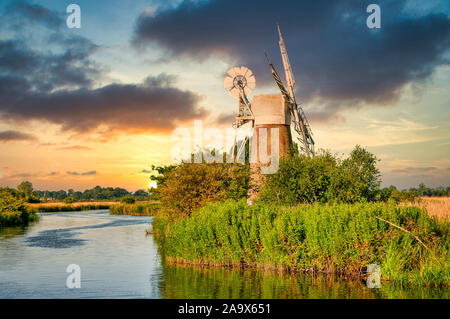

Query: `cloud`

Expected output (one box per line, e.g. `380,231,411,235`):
133,0,450,120
141,169,152,173
57,145,92,151
8,173,32,178
5,1,64,29
0,130,37,142
390,166,440,174
0,2,208,136
0,73,207,135
67,170,97,176
0,5,101,93
0,37,101,93
215,113,236,125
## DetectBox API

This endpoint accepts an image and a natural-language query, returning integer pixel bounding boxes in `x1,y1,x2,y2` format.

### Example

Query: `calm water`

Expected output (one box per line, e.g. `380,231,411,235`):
0,211,447,299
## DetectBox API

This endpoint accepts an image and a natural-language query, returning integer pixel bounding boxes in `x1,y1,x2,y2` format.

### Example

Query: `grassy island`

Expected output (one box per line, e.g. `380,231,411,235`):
153,200,449,286
149,146,449,287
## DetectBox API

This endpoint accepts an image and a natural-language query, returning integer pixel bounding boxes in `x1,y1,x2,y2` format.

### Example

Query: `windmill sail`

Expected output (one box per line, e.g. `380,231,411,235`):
265,25,315,156
264,52,292,105
277,24,296,102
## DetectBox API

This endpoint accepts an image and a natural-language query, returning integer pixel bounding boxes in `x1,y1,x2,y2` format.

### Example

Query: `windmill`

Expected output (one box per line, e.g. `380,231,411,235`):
224,25,315,162
264,24,315,156
224,66,256,160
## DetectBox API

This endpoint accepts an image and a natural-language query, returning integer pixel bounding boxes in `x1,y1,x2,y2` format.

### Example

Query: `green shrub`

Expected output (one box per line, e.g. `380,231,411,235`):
120,195,136,204
259,150,336,204
64,196,76,204
259,145,381,205
152,163,249,216
377,186,417,203
0,188,38,226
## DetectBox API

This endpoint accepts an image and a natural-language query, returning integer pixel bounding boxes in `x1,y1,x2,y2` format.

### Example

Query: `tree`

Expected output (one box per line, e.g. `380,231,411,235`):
260,145,381,205
329,145,380,202
17,181,33,197
16,181,40,203
154,163,249,216
259,150,336,204
149,164,177,197
120,195,135,204
73,191,83,201
64,196,75,204
134,189,149,197
417,183,427,196
0,188,36,225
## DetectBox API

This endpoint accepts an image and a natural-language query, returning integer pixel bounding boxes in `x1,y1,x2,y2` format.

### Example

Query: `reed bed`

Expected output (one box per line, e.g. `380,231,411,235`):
410,197,450,220
109,203,160,216
28,202,113,213
153,200,449,287
0,210,38,226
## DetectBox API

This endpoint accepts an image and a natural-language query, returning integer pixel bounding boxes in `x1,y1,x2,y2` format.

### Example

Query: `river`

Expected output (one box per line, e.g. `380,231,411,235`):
0,210,447,299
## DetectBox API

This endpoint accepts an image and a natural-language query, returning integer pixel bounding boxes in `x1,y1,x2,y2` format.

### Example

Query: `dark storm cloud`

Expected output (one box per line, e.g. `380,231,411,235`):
0,2,101,92
0,73,206,134
0,38,100,92
67,171,97,176
0,2,208,135
5,1,64,28
134,0,450,113
0,130,37,142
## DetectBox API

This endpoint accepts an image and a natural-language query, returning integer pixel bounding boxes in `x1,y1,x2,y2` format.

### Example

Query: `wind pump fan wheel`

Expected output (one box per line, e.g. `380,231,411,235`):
224,66,256,98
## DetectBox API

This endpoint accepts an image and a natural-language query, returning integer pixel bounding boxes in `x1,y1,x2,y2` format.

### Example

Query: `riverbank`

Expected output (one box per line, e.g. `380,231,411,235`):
0,210,38,226
109,202,160,216
27,201,160,215
27,201,115,213
152,200,449,287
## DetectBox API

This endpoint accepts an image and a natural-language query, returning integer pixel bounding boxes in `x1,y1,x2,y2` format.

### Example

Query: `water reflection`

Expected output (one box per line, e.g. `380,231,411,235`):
160,263,449,299
0,224,32,239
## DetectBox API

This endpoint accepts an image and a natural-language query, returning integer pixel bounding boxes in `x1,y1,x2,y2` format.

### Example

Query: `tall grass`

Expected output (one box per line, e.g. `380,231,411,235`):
109,203,160,216
0,210,38,226
410,197,450,220
153,200,449,286
28,204,111,213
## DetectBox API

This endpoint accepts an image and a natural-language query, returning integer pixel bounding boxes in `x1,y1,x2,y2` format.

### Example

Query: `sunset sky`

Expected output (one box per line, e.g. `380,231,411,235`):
0,0,449,191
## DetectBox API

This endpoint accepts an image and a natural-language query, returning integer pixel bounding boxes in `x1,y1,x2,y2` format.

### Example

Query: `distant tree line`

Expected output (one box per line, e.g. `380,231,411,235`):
410,183,450,197
3,182,151,203
379,183,450,203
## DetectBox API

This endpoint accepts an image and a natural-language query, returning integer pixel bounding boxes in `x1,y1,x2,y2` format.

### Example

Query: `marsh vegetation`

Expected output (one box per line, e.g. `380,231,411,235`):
149,146,449,287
